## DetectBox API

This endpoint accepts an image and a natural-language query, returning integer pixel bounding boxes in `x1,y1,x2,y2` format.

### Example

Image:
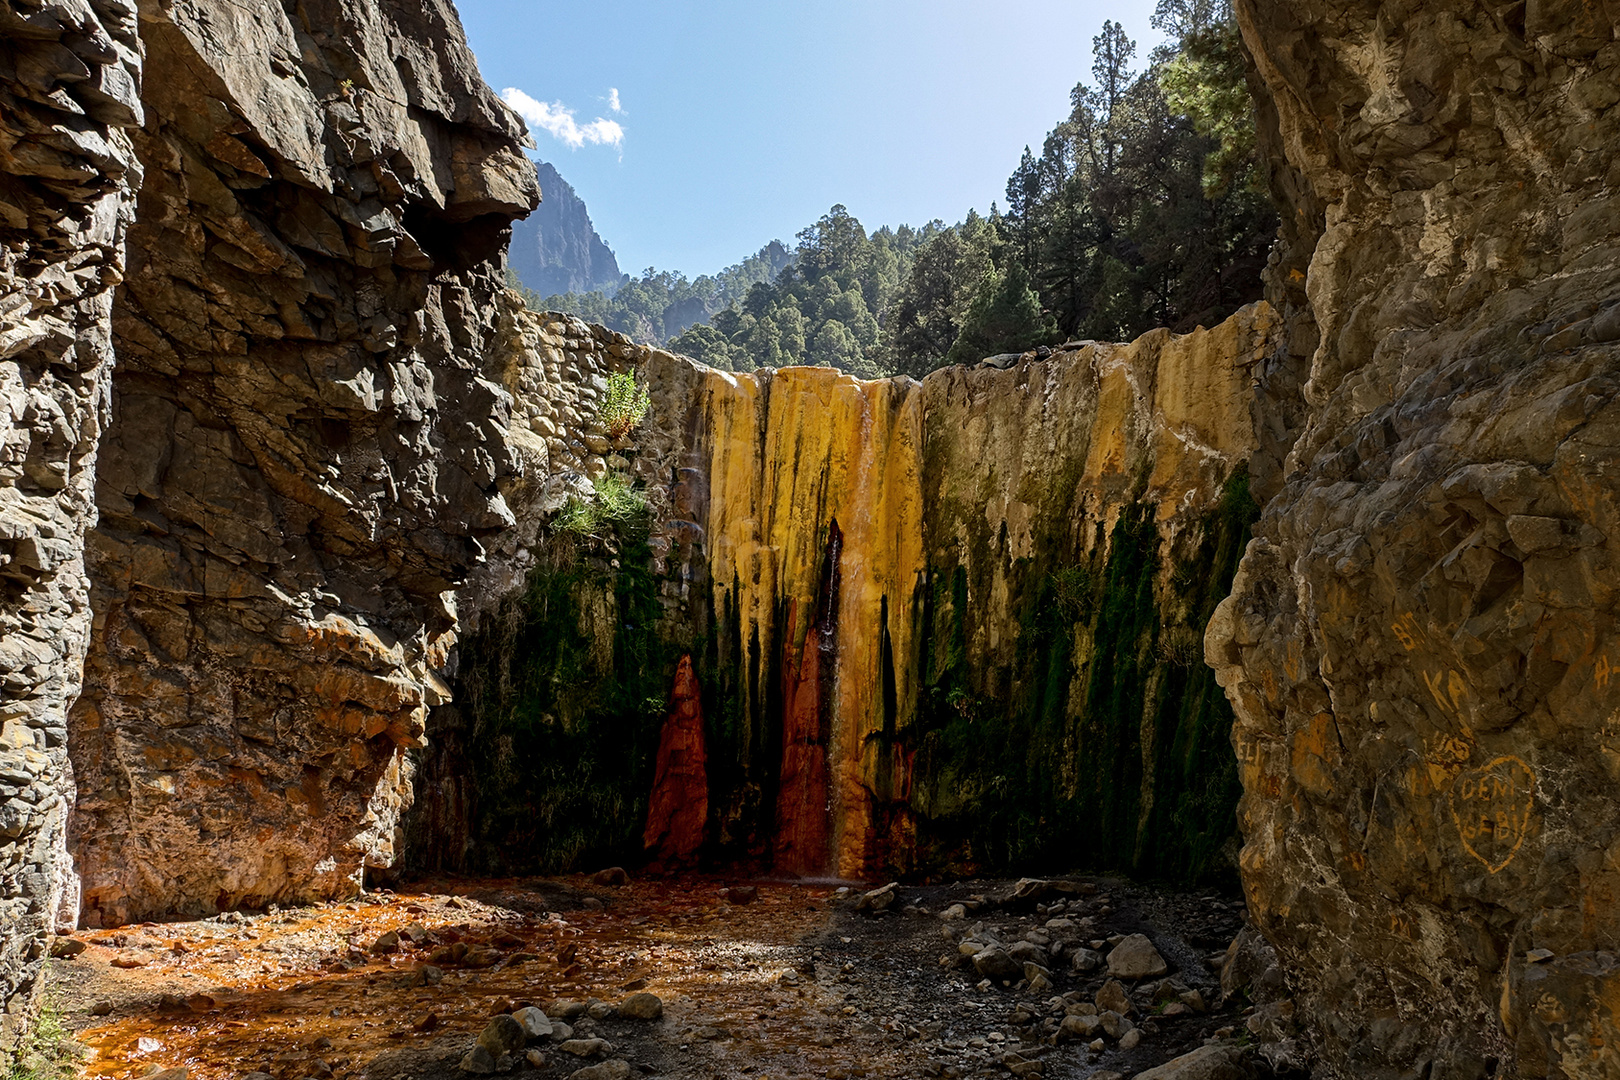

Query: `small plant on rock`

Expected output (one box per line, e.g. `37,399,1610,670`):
592,472,647,523
2,1000,81,1080
554,496,602,536
1048,565,1096,620
1157,625,1206,667
554,472,649,537
600,371,651,440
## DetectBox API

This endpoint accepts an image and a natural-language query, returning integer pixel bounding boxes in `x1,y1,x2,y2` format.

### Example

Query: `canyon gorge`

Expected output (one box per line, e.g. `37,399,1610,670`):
1,0,1618,1078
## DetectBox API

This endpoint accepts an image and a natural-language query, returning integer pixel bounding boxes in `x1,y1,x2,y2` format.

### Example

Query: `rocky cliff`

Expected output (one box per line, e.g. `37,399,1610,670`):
4,0,1615,1072
509,160,622,299
56,0,538,930
405,301,1278,884
0,0,143,1046
1211,2,1620,1077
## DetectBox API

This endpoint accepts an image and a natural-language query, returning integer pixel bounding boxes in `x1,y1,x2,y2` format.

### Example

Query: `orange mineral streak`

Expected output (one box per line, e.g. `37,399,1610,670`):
701,367,926,879
773,530,840,876
642,655,710,863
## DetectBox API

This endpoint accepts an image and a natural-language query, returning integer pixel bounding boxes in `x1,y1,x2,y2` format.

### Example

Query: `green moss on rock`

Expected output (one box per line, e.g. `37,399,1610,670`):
910,467,1259,886
439,519,680,874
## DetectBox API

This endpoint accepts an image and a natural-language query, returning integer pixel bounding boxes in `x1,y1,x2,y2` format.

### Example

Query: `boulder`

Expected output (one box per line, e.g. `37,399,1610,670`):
1106,934,1167,979
558,1039,612,1058
477,1015,527,1058
458,1047,496,1075
1070,948,1102,973
49,938,86,959
1008,940,1050,968
513,1007,552,1040
1095,978,1134,1016
1059,1014,1102,1041
617,993,663,1021
971,946,1023,983
1099,1010,1133,1040
1131,1044,1253,1080
855,882,900,914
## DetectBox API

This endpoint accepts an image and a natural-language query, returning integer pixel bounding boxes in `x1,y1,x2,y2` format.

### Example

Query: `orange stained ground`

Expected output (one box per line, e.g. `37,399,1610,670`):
62,876,854,1080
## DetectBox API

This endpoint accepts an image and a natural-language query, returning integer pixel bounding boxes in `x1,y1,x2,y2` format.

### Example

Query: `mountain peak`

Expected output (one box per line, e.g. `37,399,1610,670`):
510,161,624,297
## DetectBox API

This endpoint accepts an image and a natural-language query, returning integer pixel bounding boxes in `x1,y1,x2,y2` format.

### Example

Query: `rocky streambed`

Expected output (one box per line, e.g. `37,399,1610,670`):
41,874,1290,1080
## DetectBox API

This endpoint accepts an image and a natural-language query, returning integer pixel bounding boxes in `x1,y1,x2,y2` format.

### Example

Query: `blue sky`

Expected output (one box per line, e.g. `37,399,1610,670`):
455,1,1165,278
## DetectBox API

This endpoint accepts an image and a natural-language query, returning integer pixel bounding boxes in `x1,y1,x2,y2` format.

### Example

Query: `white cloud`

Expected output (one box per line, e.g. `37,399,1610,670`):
501,87,624,150
608,87,622,113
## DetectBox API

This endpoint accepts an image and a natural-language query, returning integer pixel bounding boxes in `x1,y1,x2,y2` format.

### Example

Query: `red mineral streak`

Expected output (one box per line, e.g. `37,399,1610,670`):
773,520,842,876
642,655,710,863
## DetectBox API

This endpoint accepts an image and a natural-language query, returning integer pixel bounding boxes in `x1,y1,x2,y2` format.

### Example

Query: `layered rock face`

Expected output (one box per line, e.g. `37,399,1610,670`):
408,302,1278,882
1212,2,1620,1076
63,0,538,927
0,0,142,1046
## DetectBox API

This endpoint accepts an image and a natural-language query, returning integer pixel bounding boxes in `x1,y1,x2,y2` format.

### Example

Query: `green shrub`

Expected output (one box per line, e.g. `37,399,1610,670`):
553,473,649,536
600,372,651,439
554,497,603,536
593,472,647,523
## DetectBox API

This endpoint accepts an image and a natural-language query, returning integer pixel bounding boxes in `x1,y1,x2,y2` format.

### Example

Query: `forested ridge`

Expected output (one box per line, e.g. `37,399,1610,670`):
519,0,1275,377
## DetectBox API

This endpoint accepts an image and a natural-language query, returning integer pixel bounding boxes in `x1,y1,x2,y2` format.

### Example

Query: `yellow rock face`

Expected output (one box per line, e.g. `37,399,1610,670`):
700,366,927,879
656,303,1275,878
440,301,1276,882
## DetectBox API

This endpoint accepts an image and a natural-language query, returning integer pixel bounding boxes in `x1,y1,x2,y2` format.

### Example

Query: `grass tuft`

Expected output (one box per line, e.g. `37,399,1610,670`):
2,1000,81,1080
553,472,649,536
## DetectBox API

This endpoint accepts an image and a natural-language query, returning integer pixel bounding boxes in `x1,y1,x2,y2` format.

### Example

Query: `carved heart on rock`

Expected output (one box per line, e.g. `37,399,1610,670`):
1448,755,1536,874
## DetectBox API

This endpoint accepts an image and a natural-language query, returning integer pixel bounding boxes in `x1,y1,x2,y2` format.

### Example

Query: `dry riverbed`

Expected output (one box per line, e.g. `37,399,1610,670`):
44,874,1281,1080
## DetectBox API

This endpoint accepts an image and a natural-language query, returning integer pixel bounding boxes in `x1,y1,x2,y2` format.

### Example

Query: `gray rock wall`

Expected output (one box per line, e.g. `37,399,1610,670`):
0,0,143,1048
59,0,537,927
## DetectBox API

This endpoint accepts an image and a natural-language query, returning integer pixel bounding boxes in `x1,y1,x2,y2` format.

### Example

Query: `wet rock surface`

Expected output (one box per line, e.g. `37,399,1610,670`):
1218,1,1620,1076
410,304,1277,885
45,875,1283,1080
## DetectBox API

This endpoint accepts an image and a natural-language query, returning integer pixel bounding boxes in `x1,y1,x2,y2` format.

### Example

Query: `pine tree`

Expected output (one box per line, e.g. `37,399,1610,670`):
945,261,1057,366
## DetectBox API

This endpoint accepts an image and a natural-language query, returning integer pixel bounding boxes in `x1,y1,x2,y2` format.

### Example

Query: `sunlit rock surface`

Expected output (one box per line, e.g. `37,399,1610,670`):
0,0,143,1046
64,0,538,927
408,302,1278,884
1213,1,1620,1076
